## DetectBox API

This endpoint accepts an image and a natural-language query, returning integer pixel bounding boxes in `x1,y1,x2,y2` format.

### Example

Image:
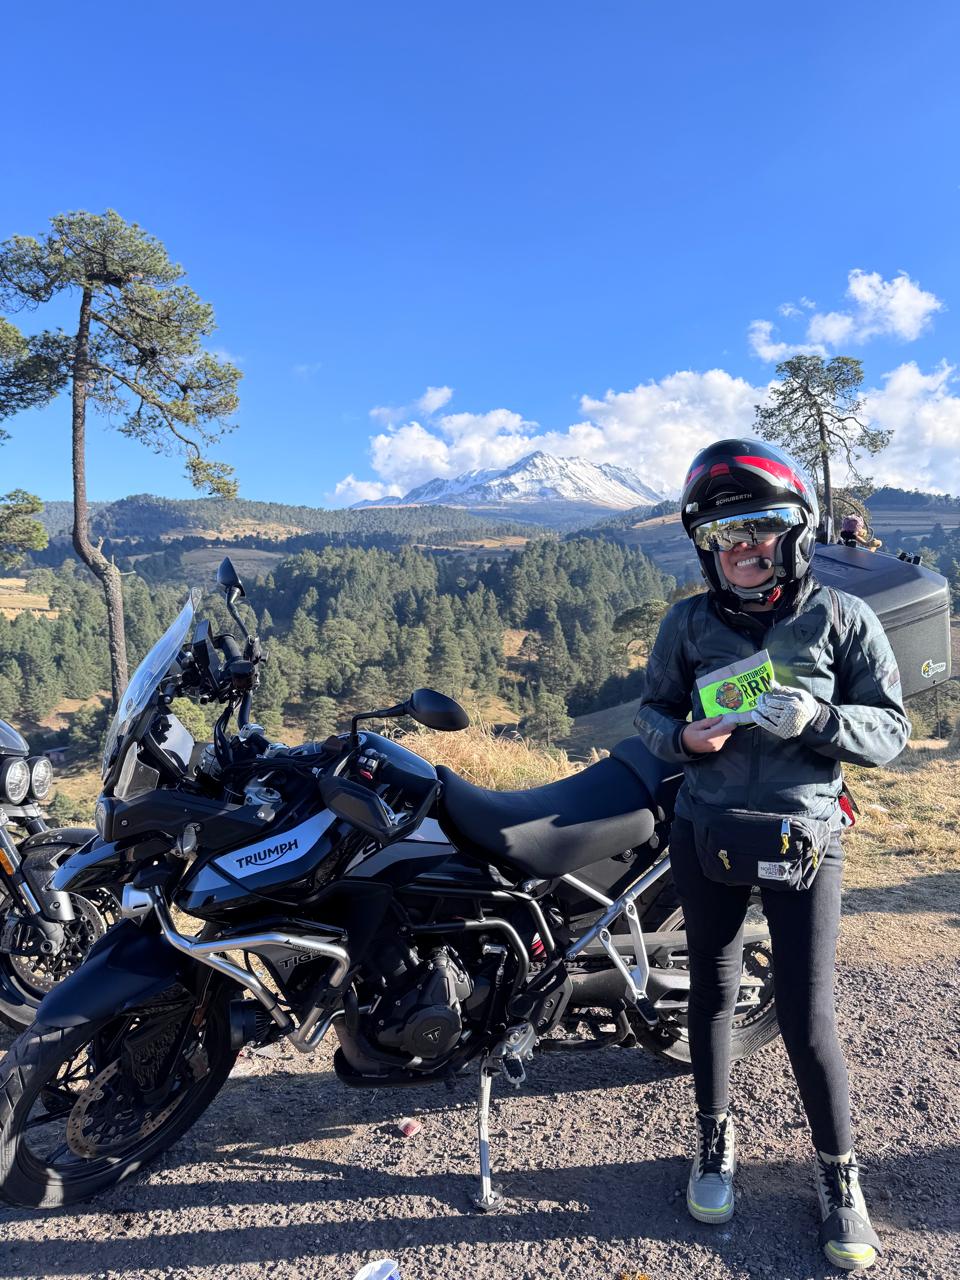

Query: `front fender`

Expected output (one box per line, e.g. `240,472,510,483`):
19,827,96,855
36,920,197,1028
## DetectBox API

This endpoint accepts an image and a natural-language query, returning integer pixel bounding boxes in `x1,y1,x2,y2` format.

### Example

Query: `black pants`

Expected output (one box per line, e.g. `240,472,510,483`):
669,816,852,1155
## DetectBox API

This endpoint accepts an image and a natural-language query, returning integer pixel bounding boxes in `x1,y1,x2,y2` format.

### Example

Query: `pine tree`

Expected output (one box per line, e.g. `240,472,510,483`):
523,689,572,746
305,696,339,739
538,605,575,695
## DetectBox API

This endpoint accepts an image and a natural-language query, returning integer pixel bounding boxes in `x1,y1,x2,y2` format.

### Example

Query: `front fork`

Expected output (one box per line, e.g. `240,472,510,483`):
0,813,76,953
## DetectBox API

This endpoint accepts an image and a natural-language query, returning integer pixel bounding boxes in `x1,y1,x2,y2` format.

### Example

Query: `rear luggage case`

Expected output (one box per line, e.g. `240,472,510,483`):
813,543,952,700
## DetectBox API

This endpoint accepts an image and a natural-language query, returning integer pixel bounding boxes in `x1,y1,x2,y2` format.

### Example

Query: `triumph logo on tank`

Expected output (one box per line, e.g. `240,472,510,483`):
216,812,335,879
236,838,298,869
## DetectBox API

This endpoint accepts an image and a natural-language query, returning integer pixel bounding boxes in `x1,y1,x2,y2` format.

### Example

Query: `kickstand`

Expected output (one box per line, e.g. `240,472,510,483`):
471,1059,503,1212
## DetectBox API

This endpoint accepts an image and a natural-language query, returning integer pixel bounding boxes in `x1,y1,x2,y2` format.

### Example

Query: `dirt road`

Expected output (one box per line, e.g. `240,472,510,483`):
0,943,956,1280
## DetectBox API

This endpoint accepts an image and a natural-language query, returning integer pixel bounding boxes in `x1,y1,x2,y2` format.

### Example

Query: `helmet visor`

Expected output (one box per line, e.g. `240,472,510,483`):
691,507,804,552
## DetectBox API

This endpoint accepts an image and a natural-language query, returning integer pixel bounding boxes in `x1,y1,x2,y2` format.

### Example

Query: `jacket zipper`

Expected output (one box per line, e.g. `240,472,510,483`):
749,617,778,800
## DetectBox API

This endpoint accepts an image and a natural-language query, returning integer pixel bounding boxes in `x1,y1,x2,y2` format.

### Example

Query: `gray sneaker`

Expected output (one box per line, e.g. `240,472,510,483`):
815,1151,881,1271
687,1111,736,1224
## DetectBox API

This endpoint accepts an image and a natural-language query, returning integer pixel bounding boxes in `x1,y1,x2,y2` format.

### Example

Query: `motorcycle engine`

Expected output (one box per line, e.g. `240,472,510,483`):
373,947,472,1059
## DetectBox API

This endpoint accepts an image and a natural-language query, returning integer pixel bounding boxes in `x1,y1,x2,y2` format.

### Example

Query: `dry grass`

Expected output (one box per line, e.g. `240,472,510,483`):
840,743,960,963
402,720,582,789
413,536,530,553
51,765,102,820
37,693,109,734
631,511,683,530
0,576,58,619
501,627,532,658
158,522,309,542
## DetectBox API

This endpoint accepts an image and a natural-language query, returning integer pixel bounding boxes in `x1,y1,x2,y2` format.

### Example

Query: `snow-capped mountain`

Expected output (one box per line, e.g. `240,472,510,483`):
351,451,663,511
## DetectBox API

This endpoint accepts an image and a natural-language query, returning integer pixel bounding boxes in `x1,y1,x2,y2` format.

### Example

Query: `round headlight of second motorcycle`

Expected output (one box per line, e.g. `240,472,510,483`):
1,757,31,806
29,755,54,801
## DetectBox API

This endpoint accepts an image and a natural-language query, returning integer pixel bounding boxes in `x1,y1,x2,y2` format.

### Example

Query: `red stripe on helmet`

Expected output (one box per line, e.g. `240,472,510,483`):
710,463,730,476
734,454,806,494
684,462,707,485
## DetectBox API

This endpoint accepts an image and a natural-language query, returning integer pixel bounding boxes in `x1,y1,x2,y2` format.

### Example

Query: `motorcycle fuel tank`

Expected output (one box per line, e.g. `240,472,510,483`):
176,810,338,914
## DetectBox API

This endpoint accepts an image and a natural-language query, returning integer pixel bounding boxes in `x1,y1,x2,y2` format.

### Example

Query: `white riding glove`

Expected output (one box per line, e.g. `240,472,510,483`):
751,683,821,739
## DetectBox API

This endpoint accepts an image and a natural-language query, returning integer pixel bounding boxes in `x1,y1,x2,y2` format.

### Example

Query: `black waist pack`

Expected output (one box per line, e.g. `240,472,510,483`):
692,806,834,891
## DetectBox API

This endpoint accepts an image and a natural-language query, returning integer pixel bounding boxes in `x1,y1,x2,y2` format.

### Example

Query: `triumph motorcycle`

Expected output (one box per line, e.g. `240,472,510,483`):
0,721,109,1031
0,560,776,1209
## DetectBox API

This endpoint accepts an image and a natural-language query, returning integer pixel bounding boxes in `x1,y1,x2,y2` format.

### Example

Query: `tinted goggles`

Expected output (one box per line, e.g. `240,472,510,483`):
691,507,804,552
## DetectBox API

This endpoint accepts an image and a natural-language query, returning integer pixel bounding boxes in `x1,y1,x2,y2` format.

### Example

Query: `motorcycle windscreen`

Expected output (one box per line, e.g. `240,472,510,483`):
102,594,196,783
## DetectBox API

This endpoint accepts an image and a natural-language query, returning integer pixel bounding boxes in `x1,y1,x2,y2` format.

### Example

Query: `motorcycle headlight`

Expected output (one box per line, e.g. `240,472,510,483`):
1,757,31,806
29,755,54,801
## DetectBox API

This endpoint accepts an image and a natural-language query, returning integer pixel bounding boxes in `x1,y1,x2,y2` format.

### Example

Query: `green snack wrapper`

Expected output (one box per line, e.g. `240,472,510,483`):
696,649,775,724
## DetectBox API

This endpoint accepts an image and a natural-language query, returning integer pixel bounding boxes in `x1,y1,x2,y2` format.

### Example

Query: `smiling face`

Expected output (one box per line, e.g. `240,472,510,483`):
718,533,780,589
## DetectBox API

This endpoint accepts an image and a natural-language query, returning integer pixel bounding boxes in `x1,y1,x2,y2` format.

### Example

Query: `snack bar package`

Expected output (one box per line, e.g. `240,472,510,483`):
695,649,775,725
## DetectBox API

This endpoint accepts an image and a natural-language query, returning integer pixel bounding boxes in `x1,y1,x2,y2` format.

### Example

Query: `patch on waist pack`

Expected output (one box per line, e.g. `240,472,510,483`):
757,860,792,880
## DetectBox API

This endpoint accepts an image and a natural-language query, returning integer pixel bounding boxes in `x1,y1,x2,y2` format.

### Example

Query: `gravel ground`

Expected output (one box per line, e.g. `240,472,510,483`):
0,948,957,1280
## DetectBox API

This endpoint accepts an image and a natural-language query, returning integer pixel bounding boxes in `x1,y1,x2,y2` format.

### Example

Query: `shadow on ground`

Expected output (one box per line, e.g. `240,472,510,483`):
842,870,960,924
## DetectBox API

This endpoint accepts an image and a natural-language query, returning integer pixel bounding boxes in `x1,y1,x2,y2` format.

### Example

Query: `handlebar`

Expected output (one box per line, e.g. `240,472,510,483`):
215,633,243,663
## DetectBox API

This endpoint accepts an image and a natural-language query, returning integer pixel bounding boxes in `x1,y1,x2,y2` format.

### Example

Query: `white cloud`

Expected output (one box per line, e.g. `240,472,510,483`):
293,360,323,377
844,269,943,341
331,474,404,505
748,320,826,362
806,310,857,346
752,269,944,362
862,361,960,492
370,384,455,427
416,385,453,415
566,371,762,494
369,404,400,426
336,372,766,501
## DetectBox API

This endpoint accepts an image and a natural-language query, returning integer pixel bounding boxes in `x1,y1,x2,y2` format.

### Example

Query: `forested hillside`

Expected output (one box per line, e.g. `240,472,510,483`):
0,536,673,767
35,495,540,542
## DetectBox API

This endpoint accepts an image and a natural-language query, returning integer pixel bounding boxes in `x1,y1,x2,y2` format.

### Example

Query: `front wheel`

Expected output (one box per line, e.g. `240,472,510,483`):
0,985,238,1207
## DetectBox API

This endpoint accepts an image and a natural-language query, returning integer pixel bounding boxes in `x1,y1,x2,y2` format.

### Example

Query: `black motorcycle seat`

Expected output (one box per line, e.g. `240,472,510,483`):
436,751,659,880
607,737,683,822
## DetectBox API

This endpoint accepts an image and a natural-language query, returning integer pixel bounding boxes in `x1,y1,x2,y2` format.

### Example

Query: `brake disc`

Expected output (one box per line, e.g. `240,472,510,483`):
66,1044,209,1158
9,894,107,992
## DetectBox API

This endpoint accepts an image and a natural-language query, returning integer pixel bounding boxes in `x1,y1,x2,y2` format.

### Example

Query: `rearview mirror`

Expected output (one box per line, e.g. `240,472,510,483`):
406,688,470,732
217,557,245,603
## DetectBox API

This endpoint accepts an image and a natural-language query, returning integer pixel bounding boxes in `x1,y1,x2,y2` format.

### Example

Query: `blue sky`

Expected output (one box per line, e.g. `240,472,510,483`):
2,2,959,503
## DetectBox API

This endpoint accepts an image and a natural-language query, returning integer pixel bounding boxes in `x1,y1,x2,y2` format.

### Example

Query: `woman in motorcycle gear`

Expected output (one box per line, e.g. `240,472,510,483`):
634,438,909,1271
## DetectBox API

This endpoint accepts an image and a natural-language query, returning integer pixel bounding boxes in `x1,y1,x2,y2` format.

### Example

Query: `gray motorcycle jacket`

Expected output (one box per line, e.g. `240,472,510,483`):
632,581,911,824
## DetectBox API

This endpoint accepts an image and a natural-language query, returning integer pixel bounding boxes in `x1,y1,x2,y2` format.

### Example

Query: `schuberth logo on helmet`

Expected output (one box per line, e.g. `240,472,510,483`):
715,493,753,504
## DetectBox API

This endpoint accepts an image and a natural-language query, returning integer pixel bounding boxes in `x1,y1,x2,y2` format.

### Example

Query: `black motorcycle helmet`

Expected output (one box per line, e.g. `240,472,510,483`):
680,438,819,604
